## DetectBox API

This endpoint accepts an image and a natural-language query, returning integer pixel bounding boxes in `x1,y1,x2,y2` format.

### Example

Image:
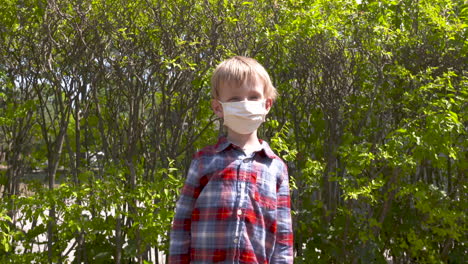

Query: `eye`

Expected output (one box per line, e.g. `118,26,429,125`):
249,94,262,101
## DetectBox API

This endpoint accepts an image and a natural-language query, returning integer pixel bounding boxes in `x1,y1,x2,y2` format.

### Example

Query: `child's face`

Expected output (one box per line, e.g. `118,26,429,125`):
211,75,272,118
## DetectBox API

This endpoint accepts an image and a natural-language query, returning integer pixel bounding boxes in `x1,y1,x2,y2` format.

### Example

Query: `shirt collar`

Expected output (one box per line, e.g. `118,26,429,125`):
214,136,277,159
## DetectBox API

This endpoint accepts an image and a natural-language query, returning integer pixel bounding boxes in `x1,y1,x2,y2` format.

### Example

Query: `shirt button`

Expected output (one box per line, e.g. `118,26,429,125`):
233,238,238,243
237,209,242,216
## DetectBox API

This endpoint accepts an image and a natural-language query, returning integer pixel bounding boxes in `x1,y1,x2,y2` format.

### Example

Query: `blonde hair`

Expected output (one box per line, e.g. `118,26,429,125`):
211,56,278,100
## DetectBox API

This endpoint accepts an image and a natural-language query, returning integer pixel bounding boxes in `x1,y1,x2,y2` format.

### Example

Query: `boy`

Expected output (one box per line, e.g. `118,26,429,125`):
169,56,293,264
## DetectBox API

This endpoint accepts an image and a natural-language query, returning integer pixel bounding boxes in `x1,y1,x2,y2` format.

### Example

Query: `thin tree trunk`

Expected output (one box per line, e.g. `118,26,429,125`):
115,212,122,264
46,122,68,264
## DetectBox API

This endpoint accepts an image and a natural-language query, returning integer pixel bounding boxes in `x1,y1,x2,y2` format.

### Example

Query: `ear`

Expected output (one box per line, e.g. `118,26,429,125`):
265,98,273,112
211,99,224,118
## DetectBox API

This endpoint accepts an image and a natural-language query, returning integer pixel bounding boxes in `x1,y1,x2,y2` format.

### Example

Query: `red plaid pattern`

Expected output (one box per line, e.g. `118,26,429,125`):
169,137,293,263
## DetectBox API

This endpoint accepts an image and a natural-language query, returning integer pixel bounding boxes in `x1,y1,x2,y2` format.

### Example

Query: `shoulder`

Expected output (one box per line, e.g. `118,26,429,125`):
258,139,289,176
186,138,231,178
259,139,287,164
192,136,229,160
193,144,217,159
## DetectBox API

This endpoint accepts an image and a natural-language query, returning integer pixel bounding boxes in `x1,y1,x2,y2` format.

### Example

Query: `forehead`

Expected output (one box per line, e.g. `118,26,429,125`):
219,75,264,96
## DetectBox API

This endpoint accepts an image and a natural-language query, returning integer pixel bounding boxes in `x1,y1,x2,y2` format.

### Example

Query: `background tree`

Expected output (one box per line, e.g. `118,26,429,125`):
0,0,466,263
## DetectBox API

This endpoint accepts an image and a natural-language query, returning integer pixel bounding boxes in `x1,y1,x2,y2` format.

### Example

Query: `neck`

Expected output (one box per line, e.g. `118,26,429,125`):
226,129,261,150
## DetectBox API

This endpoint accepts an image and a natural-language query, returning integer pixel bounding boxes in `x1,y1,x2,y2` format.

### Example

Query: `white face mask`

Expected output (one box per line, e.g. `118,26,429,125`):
219,100,267,134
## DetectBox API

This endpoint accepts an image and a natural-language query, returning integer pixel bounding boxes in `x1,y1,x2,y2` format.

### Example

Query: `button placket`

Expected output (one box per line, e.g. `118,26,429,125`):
234,159,246,248
234,157,250,249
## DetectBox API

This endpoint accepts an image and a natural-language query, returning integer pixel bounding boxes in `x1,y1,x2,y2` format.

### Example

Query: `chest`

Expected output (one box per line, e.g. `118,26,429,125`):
196,156,279,207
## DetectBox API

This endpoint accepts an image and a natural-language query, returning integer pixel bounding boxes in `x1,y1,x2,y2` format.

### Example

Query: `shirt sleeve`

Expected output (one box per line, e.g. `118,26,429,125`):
271,162,294,264
169,158,201,264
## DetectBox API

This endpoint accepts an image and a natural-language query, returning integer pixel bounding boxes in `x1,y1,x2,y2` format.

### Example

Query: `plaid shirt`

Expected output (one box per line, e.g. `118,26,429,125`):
169,137,293,264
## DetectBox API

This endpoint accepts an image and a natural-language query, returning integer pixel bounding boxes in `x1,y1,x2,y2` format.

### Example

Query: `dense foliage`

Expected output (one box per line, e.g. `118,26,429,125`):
0,0,466,263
